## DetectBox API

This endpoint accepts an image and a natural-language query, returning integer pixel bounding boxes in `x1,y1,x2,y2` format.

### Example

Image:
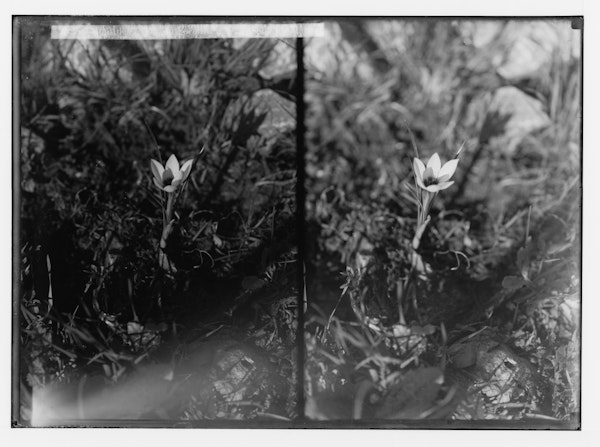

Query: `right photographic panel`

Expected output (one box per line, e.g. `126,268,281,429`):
303,19,581,427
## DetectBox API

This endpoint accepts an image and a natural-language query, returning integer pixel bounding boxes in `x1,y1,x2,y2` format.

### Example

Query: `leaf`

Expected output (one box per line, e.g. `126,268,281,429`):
127,322,144,335
22,179,36,193
392,324,411,338
212,234,223,248
502,275,528,291
516,245,532,276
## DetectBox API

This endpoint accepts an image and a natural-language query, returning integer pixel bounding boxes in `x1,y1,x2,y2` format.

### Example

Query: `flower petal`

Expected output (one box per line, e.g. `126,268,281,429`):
435,180,455,191
162,168,174,185
413,158,425,183
172,170,183,182
425,184,443,193
423,166,435,182
171,178,182,188
438,159,459,181
164,185,177,193
415,176,427,190
427,153,441,177
153,178,164,189
151,159,164,180
180,159,194,181
165,154,180,175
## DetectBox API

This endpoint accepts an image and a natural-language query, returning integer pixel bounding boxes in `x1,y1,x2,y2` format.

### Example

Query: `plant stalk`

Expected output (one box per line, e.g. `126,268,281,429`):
158,192,176,272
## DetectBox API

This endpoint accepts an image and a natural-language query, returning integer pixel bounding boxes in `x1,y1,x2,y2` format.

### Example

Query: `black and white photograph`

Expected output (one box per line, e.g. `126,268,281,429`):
15,18,299,426
11,12,588,433
303,19,581,427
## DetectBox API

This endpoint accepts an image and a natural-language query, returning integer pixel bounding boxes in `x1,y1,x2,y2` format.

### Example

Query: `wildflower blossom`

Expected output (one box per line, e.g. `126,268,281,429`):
411,151,460,250
150,154,193,193
412,153,458,193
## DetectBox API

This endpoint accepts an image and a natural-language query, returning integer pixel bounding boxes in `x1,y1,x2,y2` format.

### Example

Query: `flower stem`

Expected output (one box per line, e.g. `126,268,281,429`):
159,192,176,272
403,190,436,324
412,215,431,251
164,192,174,226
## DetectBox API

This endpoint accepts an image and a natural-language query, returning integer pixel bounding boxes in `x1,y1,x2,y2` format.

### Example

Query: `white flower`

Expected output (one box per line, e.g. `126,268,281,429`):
412,153,458,193
150,154,193,193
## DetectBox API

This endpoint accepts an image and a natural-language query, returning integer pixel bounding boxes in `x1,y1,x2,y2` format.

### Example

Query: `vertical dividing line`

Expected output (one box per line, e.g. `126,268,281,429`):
12,17,22,426
577,15,583,425
295,36,306,424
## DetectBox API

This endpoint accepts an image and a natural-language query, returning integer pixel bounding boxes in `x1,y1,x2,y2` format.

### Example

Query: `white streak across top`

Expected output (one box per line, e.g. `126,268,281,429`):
51,22,325,40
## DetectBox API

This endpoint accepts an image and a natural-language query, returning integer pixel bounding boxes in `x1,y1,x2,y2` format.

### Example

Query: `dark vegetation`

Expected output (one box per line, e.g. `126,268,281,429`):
18,20,298,423
304,20,580,425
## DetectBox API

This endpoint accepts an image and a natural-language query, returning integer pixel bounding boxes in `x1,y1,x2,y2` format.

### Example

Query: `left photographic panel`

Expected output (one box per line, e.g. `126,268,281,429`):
14,18,299,427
